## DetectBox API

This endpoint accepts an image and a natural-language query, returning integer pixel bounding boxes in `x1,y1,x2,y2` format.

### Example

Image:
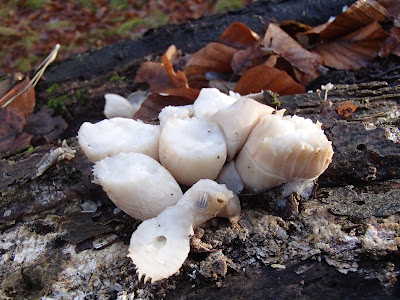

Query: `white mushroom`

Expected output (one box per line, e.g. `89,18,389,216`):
128,179,234,282
193,88,237,119
77,117,160,162
104,93,137,119
236,114,333,192
92,152,183,220
210,97,285,160
158,105,193,127
159,118,227,186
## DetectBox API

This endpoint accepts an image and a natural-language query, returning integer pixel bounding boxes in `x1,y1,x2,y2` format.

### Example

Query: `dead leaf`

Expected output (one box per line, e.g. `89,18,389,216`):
378,0,400,18
183,42,237,88
337,100,357,118
263,23,323,84
313,21,390,70
379,26,400,57
0,107,27,152
234,65,305,95
135,61,173,92
231,39,265,76
133,92,196,122
0,76,36,118
161,46,189,89
218,22,260,49
305,0,390,41
24,107,68,140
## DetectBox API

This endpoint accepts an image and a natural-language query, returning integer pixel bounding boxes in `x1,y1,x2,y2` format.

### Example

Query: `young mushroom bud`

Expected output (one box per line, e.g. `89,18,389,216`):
77,117,160,162
159,118,227,186
92,152,183,220
128,179,234,283
158,105,193,127
236,114,333,192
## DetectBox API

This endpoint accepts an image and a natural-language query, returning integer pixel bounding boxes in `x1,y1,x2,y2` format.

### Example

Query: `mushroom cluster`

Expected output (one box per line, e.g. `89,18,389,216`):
77,87,334,282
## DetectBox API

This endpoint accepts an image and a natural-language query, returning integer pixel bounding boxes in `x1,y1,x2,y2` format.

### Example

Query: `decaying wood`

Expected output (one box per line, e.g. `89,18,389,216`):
1,0,400,298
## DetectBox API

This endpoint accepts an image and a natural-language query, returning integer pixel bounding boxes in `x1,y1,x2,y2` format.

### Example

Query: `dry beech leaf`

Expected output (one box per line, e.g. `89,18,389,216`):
0,107,27,152
234,65,305,95
183,42,238,88
305,0,390,41
263,23,323,83
135,45,188,93
279,20,313,37
24,107,68,140
378,0,400,18
313,21,390,70
218,22,260,49
379,26,400,57
161,45,189,89
135,61,173,92
337,100,357,118
231,39,265,76
0,76,36,118
133,92,197,122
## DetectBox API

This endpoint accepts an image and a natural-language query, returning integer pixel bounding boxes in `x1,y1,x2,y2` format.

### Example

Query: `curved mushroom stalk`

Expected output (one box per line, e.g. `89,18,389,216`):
128,179,234,283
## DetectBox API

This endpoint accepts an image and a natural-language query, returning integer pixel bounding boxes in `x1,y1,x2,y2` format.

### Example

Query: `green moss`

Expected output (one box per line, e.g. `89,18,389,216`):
213,0,245,13
26,146,35,153
24,0,49,10
109,73,126,82
47,83,60,94
117,18,145,35
47,95,71,113
76,89,89,103
111,0,128,11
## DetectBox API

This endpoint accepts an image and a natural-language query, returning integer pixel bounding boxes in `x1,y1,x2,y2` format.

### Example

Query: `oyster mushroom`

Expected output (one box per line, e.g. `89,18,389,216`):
236,114,333,192
159,118,227,186
77,117,160,162
128,179,234,283
92,152,183,220
158,104,193,127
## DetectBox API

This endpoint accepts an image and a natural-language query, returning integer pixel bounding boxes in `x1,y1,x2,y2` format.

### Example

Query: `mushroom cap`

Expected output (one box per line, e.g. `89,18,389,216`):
236,114,333,192
128,207,192,283
210,97,282,160
193,88,237,119
93,152,183,220
158,105,193,127
104,93,136,119
77,117,160,162
159,118,227,186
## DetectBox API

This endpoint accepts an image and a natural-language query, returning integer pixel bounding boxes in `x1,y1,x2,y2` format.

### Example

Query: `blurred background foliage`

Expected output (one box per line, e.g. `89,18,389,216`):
0,0,254,75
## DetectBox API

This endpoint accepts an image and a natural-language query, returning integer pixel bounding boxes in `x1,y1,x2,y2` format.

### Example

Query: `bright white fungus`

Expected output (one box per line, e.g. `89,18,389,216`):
159,118,227,186
93,152,183,220
78,117,160,162
236,114,333,192
128,179,234,282
193,88,237,119
104,93,137,119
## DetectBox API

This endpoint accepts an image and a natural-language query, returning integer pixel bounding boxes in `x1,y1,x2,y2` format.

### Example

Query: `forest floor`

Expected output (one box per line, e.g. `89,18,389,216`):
0,0,253,75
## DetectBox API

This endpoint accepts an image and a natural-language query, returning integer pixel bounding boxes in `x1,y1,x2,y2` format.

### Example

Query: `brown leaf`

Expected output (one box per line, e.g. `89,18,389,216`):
337,100,357,118
377,0,400,18
305,0,390,41
135,61,173,92
24,107,68,140
0,107,26,152
313,21,390,70
234,65,305,95
263,23,323,84
0,76,36,118
218,22,260,49
135,45,189,92
161,47,189,89
183,42,237,88
231,39,265,76
379,26,400,57
133,92,197,122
